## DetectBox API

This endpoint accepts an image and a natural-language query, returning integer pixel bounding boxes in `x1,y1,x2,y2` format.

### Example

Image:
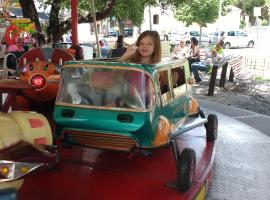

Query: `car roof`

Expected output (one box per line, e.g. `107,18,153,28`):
63,58,187,75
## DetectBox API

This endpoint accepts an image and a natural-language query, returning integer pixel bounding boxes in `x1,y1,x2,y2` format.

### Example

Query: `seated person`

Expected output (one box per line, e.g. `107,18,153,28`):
188,37,200,65
191,45,224,83
172,39,189,58
211,40,224,57
99,39,110,58
68,45,84,60
115,35,130,49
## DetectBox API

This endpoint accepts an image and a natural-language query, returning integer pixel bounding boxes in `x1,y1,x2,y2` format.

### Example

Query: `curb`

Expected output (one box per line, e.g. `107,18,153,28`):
199,99,270,136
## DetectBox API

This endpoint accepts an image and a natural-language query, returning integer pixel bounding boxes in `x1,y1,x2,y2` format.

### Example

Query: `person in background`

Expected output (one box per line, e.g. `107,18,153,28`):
115,35,129,49
119,30,161,64
99,39,110,58
191,42,224,83
188,37,201,66
172,38,189,58
99,40,105,48
68,44,84,60
66,34,72,43
211,40,224,57
114,26,120,37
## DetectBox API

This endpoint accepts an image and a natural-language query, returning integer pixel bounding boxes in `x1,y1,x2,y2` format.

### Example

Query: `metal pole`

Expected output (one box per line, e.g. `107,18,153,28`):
218,0,222,41
90,0,100,58
148,6,152,30
71,0,78,45
256,17,259,48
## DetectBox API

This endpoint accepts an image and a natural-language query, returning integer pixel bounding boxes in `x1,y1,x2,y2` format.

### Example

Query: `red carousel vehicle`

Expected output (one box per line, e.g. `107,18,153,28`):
0,47,74,114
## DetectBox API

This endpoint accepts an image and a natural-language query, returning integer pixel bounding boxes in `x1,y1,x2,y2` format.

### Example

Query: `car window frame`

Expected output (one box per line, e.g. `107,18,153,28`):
170,66,187,98
158,68,173,107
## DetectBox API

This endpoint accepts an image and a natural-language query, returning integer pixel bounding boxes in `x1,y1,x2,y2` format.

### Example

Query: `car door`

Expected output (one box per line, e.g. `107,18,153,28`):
238,31,249,47
170,66,188,123
227,31,237,47
201,32,209,44
158,69,174,122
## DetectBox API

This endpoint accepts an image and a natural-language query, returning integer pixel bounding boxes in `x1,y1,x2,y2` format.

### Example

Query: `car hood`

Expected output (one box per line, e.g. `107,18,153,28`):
54,106,150,133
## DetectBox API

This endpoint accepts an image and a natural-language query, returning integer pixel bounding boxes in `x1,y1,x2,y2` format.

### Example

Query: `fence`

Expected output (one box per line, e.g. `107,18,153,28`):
244,57,270,80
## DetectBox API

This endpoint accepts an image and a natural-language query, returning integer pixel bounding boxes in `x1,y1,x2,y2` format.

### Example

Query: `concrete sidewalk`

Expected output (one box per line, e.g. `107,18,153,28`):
199,99,270,137
200,100,270,200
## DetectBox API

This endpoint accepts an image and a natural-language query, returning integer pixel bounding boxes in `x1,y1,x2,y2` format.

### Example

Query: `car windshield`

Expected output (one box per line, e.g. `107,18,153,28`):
190,31,199,36
56,66,156,109
214,31,225,36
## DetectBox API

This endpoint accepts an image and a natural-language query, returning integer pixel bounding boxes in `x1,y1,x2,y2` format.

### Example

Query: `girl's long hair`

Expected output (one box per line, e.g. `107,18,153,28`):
131,30,161,64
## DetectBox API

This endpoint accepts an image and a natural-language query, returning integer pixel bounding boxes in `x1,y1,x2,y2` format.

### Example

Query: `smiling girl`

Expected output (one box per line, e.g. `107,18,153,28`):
120,30,161,64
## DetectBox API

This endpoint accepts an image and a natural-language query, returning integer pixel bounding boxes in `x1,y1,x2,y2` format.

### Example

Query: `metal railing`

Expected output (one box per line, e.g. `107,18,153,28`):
244,57,270,79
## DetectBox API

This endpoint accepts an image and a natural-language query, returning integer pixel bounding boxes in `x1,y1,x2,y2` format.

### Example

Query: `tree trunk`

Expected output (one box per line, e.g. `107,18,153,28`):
118,19,125,36
199,26,202,46
20,0,116,45
57,0,116,37
47,0,61,45
19,0,45,45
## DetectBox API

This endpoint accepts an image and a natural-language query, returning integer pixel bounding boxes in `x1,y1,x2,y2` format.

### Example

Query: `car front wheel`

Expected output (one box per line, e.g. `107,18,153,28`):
224,42,231,49
206,114,218,142
177,148,196,191
248,41,254,48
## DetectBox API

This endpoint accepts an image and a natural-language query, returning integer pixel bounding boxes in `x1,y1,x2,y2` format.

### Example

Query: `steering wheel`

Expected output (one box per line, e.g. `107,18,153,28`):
120,87,144,109
67,83,93,105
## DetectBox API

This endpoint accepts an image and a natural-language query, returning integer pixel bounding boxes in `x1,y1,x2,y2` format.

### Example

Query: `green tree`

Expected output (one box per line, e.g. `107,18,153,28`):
175,0,220,44
19,0,187,44
175,0,232,44
233,0,267,25
42,0,116,43
110,0,148,34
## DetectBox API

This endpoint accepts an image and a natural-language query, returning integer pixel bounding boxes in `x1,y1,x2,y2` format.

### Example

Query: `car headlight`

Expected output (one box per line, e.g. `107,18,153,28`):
0,160,43,182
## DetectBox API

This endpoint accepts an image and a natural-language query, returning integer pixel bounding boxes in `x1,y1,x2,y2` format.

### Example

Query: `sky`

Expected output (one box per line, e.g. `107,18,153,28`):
34,1,51,12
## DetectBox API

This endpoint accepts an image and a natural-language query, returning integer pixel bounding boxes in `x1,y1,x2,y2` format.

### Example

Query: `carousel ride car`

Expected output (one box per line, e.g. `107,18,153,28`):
0,111,57,199
0,11,60,199
0,47,73,199
0,47,74,115
52,57,218,191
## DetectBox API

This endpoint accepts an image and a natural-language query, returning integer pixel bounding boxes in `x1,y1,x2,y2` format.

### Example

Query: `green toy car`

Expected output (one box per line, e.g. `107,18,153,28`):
53,57,218,191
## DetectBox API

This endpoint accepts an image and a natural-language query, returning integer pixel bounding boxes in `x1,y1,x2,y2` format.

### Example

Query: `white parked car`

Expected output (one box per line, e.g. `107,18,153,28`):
168,30,186,42
184,31,210,45
160,28,185,42
212,30,255,49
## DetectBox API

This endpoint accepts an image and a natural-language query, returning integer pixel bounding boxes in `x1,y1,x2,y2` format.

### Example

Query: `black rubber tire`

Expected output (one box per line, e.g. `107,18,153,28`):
224,42,231,49
177,148,196,191
206,114,218,142
248,41,254,48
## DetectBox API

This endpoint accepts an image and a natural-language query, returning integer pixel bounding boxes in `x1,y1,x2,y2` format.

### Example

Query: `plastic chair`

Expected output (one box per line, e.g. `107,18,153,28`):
2,53,18,79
